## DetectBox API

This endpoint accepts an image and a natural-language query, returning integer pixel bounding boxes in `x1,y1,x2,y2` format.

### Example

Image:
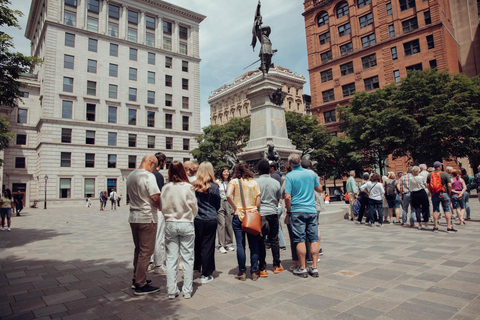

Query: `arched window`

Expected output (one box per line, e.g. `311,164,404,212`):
231,110,235,117
336,2,349,18
289,101,292,109
317,11,329,27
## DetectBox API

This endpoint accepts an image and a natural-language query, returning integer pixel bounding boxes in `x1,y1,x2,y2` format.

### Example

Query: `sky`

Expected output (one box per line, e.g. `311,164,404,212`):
1,0,311,130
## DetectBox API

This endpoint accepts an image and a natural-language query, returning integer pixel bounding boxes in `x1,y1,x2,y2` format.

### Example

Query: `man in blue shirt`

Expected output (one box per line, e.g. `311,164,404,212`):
285,153,322,278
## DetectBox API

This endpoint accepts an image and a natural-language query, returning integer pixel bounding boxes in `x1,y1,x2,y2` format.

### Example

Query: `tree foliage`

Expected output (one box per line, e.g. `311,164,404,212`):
285,111,331,154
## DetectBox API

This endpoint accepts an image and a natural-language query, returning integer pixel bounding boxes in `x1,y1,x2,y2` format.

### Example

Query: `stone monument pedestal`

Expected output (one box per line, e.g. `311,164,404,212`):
237,76,300,164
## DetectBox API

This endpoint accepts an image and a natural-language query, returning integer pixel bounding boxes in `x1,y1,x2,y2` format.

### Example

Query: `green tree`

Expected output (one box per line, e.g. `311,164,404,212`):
285,111,330,155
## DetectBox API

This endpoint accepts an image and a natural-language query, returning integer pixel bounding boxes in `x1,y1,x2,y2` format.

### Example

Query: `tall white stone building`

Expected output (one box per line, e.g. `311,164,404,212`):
1,0,205,207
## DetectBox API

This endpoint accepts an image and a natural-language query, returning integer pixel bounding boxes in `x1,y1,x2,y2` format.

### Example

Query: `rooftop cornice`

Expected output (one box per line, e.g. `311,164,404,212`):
139,0,206,23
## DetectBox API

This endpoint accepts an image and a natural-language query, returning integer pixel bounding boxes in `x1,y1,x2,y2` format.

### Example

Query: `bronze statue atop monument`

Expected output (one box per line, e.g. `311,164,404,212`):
251,1,276,76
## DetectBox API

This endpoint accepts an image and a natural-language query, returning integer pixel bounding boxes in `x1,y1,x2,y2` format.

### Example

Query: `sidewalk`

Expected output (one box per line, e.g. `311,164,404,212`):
1,200,479,319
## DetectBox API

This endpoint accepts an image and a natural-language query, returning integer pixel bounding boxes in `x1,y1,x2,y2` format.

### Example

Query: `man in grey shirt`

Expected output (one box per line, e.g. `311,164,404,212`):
256,159,283,276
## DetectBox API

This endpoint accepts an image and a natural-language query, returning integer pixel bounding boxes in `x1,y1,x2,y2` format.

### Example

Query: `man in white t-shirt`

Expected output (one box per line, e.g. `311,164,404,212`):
127,154,162,295
109,189,118,210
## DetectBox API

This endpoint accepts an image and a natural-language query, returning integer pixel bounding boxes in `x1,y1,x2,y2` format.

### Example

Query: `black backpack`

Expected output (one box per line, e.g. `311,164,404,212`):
385,180,396,200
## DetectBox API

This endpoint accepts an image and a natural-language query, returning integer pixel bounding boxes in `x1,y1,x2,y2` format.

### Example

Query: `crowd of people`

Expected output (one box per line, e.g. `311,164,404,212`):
126,153,324,298
346,162,480,233
0,190,25,231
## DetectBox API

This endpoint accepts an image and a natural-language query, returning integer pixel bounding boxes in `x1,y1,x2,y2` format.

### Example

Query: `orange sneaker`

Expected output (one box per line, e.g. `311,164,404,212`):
273,265,284,274
259,270,268,277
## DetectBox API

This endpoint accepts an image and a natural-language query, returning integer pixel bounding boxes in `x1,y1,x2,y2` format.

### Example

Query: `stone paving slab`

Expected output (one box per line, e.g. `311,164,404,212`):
1,198,480,319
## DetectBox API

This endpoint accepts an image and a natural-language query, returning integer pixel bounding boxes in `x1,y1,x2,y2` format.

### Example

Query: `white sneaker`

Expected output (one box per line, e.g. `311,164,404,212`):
154,265,166,275
219,247,227,254
201,275,214,284
1,227,4,231
7,228,11,231
227,246,235,252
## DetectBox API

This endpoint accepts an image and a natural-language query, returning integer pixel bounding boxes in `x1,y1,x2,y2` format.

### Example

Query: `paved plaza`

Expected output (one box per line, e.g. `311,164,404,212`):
1,198,480,320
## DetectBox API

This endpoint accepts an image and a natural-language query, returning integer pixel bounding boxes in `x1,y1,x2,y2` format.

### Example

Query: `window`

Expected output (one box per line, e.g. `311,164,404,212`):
87,81,96,96
342,82,356,97
16,134,27,145
148,52,155,65
321,69,333,83
340,42,353,56
364,76,379,91
129,68,137,81
63,77,73,92
182,116,189,131
322,89,335,102
358,0,371,8
319,32,330,45
399,0,416,11
317,11,329,26
61,152,71,167
86,103,95,121
108,23,119,37
163,21,172,34
64,11,76,27
389,24,395,37
15,157,25,168
108,106,117,123
87,17,98,32
406,63,423,71
88,39,97,52
359,13,373,28
324,110,336,123
64,55,74,69
424,11,431,25
166,157,173,169
61,128,71,143
337,2,349,18
128,156,136,169
88,0,99,13
362,53,377,69
87,59,97,73
147,111,155,127
146,33,155,47
148,136,155,149
182,97,189,109
128,10,138,24
60,179,71,198
391,46,398,60
165,94,172,107
20,91,29,98
110,44,118,57
109,64,118,77
429,59,437,69
129,48,137,61
165,57,172,68
85,130,95,144
340,61,354,76
163,38,172,51
427,35,435,49
108,84,117,99
338,23,351,37
108,132,117,146
179,43,188,55
402,17,418,33
109,4,120,19
108,155,117,168
84,178,95,197
146,16,155,30
404,39,420,56
182,138,190,151
17,109,27,123
128,28,137,42
394,70,401,83
386,3,393,15
65,0,77,7
361,33,376,47
165,114,173,129
182,79,189,90
128,134,137,147
148,71,155,84
65,33,75,47
129,88,137,102
147,91,155,104
321,50,332,63
180,26,188,40
166,137,173,150
62,101,73,119
128,109,137,125
182,61,189,72
165,75,172,87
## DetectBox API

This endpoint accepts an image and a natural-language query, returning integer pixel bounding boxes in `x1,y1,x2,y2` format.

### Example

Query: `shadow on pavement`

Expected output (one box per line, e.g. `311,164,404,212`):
0,228,69,249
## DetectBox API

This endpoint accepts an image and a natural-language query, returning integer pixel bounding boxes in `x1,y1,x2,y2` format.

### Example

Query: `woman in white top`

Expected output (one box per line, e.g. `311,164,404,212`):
409,166,430,229
360,173,385,227
161,161,198,299
216,168,235,254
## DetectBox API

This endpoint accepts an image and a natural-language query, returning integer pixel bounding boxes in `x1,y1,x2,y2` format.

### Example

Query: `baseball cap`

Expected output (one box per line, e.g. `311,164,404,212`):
433,161,443,168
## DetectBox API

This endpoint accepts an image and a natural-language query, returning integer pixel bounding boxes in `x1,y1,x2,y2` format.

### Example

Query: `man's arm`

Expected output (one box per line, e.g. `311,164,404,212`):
284,193,291,213
150,193,161,211
315,185,322,193
446,183,452,195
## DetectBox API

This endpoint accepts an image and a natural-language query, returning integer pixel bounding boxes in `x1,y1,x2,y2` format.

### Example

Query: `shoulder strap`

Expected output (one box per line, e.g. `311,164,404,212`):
369,182,378,193
238,178,247,213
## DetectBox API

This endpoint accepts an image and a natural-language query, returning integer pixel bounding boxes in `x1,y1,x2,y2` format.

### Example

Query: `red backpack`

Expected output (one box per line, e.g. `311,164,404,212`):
430,171,444,194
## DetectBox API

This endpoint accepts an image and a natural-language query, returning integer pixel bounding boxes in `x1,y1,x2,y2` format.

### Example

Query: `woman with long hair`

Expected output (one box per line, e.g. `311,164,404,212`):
193,162,221,284
451,169,466,225
409,166,430,229
216,167,235,254
460,168,473,221
161,161,198,299
1,189,14,231
226,162,261,281
360,173,385,227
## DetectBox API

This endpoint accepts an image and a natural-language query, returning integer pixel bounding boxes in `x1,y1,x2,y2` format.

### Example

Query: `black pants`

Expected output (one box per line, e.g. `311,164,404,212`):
412,189,429,223
357,194,369,222
194,219,217,277
258,215,281,270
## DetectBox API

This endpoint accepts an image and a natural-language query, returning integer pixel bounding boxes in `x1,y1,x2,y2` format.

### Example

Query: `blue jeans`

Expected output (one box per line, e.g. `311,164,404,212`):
277,207,286,248
432,193,451,213
465,190,470,218
232,215,259,272
367,199,383,224
401,193,415,225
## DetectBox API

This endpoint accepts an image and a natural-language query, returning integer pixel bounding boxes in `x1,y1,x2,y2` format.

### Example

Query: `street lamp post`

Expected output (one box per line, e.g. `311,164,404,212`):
44,175,48,209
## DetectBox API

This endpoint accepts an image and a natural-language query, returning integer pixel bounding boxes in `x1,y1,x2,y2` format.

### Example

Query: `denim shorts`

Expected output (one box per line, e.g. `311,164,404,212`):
387,195,401,209
0,208,11,218
451,194,465,209
290,212,319,243
432,193,451,213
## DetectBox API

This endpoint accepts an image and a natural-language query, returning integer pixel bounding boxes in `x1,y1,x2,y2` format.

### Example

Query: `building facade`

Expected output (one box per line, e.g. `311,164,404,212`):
208,66,306,125
1,0,205,207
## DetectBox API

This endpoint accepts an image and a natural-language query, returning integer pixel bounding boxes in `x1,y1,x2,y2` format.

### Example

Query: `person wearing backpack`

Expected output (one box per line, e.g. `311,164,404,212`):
384,172,400,223
409,166,430,230
427,161,455,233
474,165,480,206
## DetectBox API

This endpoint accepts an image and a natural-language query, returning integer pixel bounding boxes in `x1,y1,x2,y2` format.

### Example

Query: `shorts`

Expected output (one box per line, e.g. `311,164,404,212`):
290,212,319,243
451,194,465,209
387,195,401,209
1,208,12,218
431,193,451,213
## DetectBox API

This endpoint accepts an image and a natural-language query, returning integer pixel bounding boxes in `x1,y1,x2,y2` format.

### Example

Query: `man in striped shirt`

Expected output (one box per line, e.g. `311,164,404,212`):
399,167,414,226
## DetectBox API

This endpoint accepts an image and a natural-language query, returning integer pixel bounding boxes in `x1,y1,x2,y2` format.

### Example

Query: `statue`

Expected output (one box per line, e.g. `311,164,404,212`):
251,1,276,76
263,141,280,162
269,88,285,106
302,148,318,172
223,151,239,174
